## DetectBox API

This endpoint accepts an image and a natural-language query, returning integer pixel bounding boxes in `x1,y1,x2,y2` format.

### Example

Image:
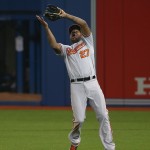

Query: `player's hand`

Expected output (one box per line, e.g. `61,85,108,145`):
36,15,48,28
59,9,67,18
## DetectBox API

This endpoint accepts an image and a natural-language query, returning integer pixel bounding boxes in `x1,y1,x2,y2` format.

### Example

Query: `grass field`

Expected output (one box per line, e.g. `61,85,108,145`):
0,108,150,150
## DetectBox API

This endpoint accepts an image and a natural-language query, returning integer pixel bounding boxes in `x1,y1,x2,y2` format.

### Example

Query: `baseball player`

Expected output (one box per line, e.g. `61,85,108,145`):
36,7,115,150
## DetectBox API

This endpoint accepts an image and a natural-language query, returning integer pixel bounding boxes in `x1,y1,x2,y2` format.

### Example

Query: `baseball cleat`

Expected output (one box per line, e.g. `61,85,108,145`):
69,145,78,150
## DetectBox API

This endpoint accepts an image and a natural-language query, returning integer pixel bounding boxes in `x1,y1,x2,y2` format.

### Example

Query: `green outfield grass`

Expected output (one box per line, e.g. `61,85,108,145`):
0,108,150,150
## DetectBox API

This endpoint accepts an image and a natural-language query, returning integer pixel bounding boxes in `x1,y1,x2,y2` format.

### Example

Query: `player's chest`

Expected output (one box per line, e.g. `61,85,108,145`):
66,42,90,59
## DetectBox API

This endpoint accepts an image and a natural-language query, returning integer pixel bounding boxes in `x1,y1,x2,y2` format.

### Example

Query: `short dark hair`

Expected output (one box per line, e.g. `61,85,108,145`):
69,24,81,34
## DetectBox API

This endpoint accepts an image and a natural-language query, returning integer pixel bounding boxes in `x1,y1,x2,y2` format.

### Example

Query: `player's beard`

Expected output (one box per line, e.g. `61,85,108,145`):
71,36,81,43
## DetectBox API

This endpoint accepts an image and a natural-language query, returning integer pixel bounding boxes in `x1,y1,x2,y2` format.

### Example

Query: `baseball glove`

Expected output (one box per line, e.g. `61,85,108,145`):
44,4,62,21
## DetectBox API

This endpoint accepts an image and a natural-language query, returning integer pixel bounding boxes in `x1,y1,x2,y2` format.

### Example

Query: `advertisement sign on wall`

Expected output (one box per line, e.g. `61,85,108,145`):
96,0,150,105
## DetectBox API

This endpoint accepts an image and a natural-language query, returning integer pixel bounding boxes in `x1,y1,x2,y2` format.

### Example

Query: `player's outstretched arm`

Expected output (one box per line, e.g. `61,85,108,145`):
60,10,91,37
36,15,61,54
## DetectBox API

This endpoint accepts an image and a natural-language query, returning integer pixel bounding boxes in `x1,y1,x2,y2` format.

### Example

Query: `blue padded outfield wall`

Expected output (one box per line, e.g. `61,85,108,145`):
0,0,91,106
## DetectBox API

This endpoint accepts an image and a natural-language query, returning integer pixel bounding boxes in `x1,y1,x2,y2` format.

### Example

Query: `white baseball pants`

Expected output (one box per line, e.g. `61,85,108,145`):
68,79,115,150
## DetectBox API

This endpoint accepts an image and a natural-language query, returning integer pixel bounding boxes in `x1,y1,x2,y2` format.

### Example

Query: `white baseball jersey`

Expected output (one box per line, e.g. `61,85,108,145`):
59,33,95,79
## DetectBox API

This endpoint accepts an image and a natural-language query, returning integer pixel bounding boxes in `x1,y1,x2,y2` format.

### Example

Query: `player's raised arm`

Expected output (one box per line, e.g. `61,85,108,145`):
36,15,61,54
60,9,91,37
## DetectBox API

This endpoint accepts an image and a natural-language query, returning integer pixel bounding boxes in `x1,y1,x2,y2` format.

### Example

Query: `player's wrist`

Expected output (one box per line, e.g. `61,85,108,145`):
61,12,68,18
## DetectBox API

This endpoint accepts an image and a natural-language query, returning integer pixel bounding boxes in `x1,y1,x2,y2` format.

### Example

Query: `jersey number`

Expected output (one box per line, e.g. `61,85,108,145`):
79,49,89,58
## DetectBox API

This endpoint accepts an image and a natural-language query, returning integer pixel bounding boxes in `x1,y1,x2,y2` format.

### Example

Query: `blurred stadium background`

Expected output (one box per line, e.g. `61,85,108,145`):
0,0,149,106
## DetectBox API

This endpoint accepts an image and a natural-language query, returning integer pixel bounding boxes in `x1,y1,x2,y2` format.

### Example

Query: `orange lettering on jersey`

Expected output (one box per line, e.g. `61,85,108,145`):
79,49,89,58
66,42,86,56
66,48,76,56
74,42,86,52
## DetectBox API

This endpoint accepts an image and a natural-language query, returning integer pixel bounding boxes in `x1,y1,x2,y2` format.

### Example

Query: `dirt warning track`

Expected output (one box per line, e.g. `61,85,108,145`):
0,106,150,111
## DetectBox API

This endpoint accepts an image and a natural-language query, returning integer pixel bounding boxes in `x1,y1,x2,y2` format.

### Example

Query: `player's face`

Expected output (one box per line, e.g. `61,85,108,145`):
70,29,82,43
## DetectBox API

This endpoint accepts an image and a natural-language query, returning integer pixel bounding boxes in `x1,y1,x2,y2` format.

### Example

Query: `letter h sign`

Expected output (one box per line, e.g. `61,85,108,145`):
135,77,150,95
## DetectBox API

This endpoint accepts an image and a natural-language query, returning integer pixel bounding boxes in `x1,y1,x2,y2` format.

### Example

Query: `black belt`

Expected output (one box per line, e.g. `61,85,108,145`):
71,75,96,83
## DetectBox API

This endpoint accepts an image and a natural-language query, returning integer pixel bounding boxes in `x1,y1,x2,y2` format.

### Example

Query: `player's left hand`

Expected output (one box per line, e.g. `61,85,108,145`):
43,4,62,21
